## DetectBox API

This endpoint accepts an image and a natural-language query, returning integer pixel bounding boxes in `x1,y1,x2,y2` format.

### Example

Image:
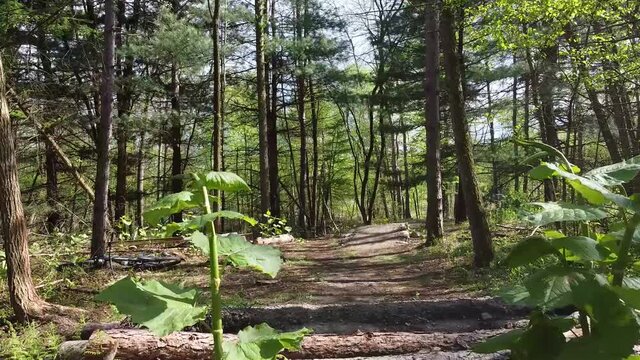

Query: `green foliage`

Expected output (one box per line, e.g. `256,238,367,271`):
192,171,251,193
144,191,199,225
476,154,640,358
523,202,608,226
257,211,292,237
503,236,560,268
96,276,207,337
190,231,282,278
222,324,311,360
98,171,308,359
217,235,282,278
0,323,62,360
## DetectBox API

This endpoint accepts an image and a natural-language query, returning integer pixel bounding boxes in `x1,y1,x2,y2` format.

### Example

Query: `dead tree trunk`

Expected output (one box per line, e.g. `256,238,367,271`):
58,329,508,360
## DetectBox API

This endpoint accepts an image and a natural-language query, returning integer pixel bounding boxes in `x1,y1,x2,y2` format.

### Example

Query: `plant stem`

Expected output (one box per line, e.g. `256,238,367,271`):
612,213,640,286
203,186,224,360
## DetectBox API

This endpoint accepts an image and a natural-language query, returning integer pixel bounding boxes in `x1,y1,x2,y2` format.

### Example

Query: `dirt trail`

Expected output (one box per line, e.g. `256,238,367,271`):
216,223,524,358
222,223,479,305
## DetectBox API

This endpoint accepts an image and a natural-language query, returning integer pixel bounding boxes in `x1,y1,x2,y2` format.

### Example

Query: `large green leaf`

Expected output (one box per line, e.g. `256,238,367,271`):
529,163,637,210
497,285,532,306
189,230,210,254
222,324,311,360
551,236,610,262
189,211,258,229
613,287,640,309
612,277,640,309
560,280,640,359
523,202,608,226
218,235,282,278
144,191,198,225
586,156,640,186
524,266,587,309
193,171,250,193
95,277,206,337
503,236,560,267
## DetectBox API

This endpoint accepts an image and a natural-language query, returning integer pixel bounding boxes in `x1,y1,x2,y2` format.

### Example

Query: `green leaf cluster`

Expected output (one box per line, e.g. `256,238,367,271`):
476,155,640,358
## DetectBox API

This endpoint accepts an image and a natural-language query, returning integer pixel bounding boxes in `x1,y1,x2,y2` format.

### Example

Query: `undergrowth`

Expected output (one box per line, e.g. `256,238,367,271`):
0,323,62,360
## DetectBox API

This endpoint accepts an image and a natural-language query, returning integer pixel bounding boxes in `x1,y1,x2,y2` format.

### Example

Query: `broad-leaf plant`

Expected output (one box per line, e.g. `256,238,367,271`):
475,141,640,359
96,171,310,360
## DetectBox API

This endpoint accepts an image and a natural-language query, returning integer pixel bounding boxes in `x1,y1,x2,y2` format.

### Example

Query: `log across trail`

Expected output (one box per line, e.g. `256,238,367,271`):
59,328,511,359
59,223,525,359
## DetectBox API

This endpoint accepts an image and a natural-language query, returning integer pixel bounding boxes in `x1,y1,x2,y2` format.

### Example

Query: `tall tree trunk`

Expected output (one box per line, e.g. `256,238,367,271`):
424,0,443,243
169,63,182,222
209,0,223,229
136,131,145,227
35,17,61,232
91,0,115,258
538,45,559,201
169,0,184,223
267,0,280,217
114,0,131,222
310,80,319,235
0,55,42,321
44,127,60,232
584,84,622,163
512,54,519,192
523,72,530,193
295,0,307,231
256,0,270,216
487,80,498,195
401,117,411,219
441,6,493,267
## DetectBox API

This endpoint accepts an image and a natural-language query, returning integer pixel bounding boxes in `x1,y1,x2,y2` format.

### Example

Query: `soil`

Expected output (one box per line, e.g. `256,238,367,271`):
65,222,526,359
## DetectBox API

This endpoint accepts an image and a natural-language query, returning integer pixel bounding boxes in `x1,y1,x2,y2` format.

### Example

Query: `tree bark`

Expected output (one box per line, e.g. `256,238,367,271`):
91,0,115,258
310,80,319,235
209,0,223,230
538,45,559,201
35,19,61,232
424,0,443,243
0,55,42,321
441,6,493,267
295,0,308,231
135,131,145,227
267,0,280,217
401,117,411,219
584,84,622,163
114,0,132,222
256,0,271,216
60,329,508,360
511,54,519,192
1,55,86,332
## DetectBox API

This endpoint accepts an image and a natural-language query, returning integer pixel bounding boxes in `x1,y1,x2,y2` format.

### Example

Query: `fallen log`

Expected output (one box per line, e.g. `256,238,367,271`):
58,328,507,359
256,233,295,245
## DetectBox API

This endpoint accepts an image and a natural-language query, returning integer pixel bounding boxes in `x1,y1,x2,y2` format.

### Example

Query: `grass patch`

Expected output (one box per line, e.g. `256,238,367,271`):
0,323,62,360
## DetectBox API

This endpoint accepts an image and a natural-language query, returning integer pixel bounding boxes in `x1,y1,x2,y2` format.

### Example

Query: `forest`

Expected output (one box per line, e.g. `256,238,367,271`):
1,0,640,358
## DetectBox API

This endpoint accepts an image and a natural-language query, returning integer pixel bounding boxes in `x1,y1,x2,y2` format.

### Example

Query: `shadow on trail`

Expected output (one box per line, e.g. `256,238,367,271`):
222,298,529,334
